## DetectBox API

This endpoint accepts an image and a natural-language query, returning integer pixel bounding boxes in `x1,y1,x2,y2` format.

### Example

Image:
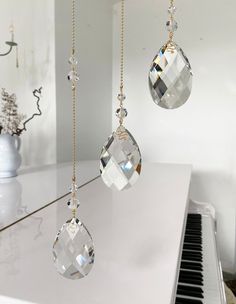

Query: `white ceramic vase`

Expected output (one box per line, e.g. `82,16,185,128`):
0,134,21,178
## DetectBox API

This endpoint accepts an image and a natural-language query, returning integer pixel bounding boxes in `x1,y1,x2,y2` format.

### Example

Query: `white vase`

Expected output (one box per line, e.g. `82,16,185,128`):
0,134,21,178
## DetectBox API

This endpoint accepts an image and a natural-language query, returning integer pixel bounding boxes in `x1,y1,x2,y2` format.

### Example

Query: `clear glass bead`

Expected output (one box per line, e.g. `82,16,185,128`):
67,198,80,210
69,183,79,193
116,107,128,118
166,20,178,32
168,5,176,14
67,71,79,82
68,56,78,65
53,218,95,280
117,93,126,102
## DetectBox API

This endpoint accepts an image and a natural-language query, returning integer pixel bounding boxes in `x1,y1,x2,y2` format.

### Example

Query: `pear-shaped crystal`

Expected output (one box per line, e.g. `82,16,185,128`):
148,42,193,109
53,218,94,280
100,126,142,191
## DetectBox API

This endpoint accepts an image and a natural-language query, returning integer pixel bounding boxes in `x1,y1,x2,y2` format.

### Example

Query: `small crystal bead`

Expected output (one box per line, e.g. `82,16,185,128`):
67,71,79,82
68,56,78,65
168,5,176,14
117,93,126,102
69,183,79,193
67,198,80,210
116,108,128,118
166,20,178,32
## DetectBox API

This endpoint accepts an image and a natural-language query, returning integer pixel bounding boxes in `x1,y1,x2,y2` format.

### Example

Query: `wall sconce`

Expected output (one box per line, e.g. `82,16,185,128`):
0,24,19,68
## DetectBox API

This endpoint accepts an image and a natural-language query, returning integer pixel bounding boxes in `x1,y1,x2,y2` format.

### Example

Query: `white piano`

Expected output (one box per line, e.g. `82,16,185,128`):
0,162,226,304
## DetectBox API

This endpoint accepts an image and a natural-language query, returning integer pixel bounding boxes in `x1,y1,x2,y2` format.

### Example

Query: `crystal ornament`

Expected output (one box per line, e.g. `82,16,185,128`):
168,5,176,14
116,108,128,119
118,93,126,102
53,217,94,280
100,126,142,191
67,71,79,82
69,183,79,193
67,198,80,210
166,20,178,32
148,42,193,109
68,56,78,65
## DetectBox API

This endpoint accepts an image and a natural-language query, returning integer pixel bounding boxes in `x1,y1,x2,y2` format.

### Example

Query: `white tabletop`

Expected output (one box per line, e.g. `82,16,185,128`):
0,161,99,230
0,163,191,304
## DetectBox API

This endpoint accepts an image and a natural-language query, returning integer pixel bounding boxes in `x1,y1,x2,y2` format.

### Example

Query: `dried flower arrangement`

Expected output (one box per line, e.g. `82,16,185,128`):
0,87,43,136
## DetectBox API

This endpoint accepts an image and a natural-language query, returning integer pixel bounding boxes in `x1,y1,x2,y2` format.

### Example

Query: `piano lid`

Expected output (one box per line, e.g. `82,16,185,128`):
0,163,191,304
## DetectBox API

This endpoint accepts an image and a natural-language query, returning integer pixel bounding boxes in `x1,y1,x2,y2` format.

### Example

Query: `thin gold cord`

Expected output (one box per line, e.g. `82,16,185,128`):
120,0,125,94
168,0,175,42
116,0,126,129
70,0,78,217
72,0,76,184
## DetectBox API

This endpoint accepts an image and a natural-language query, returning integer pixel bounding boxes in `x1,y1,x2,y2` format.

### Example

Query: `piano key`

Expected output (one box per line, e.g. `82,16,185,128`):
183,244,202,251
178,276,203,286
176,296,203,304
179,270,203,279
176,213,226,304
185,229,202,236
177,284,203,294
181,261,203,271
184,235,202,242
177,288,204,299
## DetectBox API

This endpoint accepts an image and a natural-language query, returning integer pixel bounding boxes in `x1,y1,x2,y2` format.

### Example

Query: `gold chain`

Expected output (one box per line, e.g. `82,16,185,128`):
168,0,174,42
72,0,76,183
120,0,125,94
116,0,126,129
70,0,78,218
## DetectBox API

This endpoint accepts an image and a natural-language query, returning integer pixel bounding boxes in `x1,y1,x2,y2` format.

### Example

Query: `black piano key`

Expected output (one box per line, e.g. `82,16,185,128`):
176,297,203,304
184,237,202,245
185,226,202,232
182,250,202,258
183,250,202,256
188,214,202,218
186,220,202,224
177,284,203,294
180,270,203,279
186,221,202,225
183,244,202,251
185,237,202,243
178,276,203,286
182,255,203,262
177,289,204,299
181,261,203,271
185,229,202,236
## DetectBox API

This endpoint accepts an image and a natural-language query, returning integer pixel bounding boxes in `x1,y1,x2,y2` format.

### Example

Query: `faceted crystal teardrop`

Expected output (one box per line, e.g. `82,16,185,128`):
53,218,94,280
148,42,193,109
100,126,142,191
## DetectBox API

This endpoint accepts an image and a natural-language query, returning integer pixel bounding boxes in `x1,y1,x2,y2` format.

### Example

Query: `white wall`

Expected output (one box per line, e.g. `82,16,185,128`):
112,0,236,273
0,0,56,166
55,0,112,162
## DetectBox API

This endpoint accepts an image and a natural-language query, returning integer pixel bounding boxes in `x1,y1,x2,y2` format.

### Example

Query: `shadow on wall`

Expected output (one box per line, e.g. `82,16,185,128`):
190,170,236,274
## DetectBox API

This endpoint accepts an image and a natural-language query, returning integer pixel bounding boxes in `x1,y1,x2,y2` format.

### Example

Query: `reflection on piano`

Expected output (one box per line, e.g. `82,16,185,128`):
175,200,226,304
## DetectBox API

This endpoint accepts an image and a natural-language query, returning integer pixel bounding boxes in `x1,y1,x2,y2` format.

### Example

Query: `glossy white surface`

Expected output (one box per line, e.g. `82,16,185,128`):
0,163,191,304
0,161,99,229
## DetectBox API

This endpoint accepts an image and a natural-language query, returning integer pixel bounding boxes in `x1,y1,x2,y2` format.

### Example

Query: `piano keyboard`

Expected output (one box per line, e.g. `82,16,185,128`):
175,213,226,304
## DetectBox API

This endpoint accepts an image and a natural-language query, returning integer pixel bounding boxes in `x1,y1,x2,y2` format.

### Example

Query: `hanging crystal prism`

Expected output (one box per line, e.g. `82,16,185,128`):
100,125,142,191
148,0,193,109
149,42,192,109
53,0,94,280
100,0,142,191
53,217,95,280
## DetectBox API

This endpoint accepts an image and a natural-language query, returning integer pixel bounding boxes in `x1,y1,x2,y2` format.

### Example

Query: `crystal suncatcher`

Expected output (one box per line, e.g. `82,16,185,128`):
148,0,193,109
53,0,94,280
100,0,142,191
